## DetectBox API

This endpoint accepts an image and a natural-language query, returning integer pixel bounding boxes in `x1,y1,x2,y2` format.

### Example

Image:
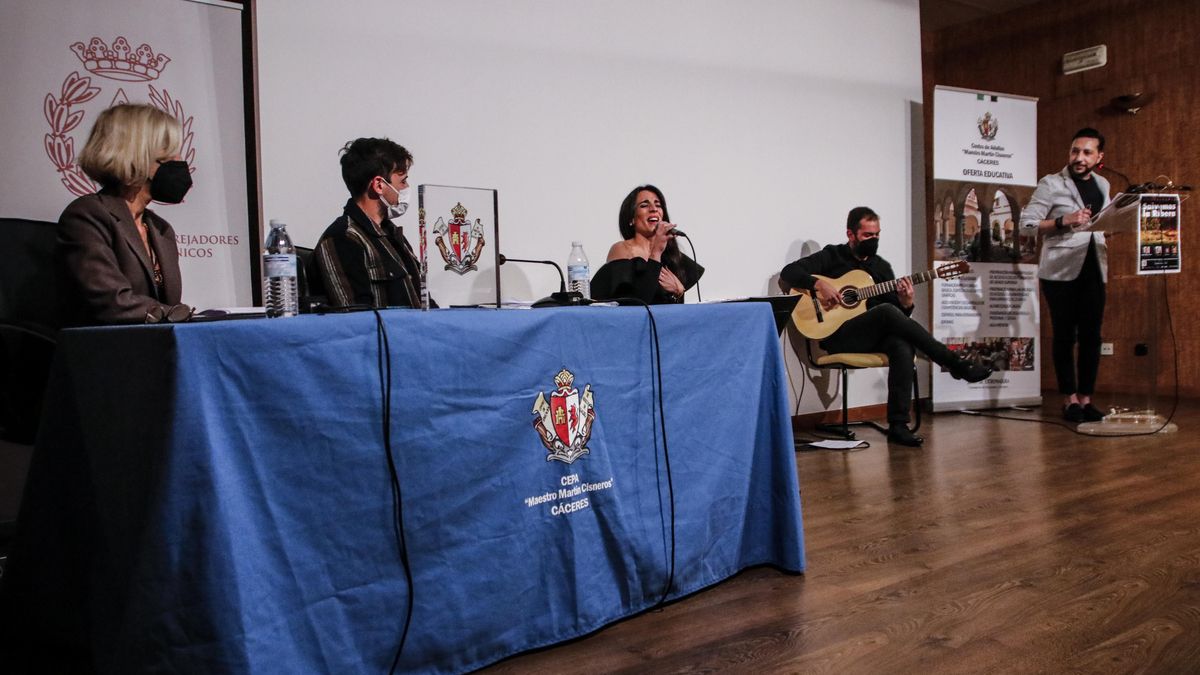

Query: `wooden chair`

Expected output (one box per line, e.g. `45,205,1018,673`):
804,339,920,440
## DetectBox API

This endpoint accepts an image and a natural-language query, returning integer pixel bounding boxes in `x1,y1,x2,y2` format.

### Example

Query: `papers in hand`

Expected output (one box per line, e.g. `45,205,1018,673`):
1081,192,1141,233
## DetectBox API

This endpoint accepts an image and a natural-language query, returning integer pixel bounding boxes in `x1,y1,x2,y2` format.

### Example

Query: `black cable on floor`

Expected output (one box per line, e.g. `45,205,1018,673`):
959,274,1179,436
612,298,677,608
957,409,1087,432
645,304,677,606
779,328,807,417
1155,272,1181,433
372,309,415,675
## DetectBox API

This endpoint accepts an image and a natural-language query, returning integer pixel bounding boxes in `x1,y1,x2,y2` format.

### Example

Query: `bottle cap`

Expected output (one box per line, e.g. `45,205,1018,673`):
572,240,582,246
269,219,286,228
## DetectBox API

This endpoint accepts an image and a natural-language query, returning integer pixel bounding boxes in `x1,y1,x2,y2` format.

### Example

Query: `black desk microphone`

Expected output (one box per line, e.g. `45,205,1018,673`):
498,254,589,307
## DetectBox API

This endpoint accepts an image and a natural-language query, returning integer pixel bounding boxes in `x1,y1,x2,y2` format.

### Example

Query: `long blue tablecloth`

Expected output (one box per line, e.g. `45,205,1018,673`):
2,302,804,673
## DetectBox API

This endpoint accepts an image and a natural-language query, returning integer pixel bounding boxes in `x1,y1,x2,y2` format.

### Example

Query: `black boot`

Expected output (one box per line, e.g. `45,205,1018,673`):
1063,403,1085,423
929,341,993,384
887,423,924,446
951,358,993,383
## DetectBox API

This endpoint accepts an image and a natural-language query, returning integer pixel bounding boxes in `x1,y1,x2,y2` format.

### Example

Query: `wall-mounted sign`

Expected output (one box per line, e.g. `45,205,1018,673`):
1063,45,1107,75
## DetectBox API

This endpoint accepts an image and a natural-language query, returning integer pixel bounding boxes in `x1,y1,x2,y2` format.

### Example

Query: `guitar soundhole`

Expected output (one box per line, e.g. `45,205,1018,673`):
841,288,860,307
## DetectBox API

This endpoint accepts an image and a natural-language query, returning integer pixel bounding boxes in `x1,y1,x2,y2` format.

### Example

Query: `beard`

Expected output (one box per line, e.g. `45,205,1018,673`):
1070,161,1094,178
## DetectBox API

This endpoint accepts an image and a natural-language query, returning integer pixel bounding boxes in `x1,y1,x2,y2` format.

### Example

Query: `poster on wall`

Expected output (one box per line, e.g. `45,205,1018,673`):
931,85,1041,410
1137,194,1181,275
0,0,252,310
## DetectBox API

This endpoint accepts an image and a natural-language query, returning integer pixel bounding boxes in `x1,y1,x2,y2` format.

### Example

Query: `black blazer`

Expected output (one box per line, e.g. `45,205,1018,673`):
56,191,183,326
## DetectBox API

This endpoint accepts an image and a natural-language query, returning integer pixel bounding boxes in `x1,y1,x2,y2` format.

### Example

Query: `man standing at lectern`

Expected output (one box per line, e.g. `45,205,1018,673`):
1020,128,1110,424
781,207,993,447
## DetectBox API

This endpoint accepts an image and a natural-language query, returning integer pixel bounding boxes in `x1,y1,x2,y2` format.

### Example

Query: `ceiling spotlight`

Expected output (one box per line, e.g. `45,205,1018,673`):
1111,93,1153,115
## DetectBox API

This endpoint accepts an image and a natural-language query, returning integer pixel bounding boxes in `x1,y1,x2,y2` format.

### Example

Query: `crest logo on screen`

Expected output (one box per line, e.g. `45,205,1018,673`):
531,368,596,464
977,112,999,141
432,202,486,275
43,37,196,197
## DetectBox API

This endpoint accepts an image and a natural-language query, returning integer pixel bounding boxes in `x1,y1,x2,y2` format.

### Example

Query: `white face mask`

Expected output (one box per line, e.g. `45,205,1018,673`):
381,180,410,219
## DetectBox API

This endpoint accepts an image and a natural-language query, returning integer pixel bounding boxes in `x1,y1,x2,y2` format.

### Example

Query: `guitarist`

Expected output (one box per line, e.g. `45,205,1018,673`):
780,207,993,446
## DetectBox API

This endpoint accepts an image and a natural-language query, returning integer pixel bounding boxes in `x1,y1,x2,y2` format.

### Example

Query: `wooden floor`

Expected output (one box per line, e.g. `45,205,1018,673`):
483,399,1200,674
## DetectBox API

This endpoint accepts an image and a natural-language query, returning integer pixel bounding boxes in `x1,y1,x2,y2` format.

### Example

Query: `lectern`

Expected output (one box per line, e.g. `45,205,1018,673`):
1078,192,1181,435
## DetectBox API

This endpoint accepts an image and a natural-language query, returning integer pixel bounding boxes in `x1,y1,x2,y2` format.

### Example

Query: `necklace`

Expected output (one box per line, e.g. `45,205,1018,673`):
150,244,163,289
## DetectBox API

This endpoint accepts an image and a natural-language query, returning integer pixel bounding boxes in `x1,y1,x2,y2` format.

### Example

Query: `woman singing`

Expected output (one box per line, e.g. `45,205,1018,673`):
591,184,703,304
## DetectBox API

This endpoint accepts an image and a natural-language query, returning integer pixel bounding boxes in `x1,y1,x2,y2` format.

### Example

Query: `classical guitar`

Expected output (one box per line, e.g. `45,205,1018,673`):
788,261,970,339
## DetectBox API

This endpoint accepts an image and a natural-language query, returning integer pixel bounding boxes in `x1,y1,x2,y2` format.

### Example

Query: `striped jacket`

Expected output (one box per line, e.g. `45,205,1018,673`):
315,200,432,309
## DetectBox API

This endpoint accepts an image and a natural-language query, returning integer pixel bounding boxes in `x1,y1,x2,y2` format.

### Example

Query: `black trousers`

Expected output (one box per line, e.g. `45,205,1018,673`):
1041,242,1106,396
822,303,959,425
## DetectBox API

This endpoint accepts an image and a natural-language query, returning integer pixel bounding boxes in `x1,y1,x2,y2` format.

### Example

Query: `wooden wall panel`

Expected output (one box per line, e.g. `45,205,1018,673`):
923,0,1199,399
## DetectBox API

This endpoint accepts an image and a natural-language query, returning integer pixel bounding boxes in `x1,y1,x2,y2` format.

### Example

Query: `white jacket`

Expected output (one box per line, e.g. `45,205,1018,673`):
1020,167,1111,282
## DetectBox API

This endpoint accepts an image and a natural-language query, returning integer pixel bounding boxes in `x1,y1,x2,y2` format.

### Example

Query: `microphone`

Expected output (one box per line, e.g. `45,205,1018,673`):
498,254,566,292
498,253,589,307
669,227,688,238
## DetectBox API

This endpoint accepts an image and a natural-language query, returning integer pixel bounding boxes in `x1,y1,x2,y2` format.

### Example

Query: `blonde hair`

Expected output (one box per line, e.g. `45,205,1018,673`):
78,103,181,189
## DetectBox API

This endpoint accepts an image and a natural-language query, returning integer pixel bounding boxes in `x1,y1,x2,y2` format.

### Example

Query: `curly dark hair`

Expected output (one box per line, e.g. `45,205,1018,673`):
340,137,413,196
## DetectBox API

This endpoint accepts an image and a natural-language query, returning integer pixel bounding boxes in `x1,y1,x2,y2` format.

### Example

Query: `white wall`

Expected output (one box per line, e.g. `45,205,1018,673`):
256,0,924,415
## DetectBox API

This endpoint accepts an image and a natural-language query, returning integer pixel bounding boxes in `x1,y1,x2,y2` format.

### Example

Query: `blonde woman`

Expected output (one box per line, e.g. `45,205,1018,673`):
56,103,193,326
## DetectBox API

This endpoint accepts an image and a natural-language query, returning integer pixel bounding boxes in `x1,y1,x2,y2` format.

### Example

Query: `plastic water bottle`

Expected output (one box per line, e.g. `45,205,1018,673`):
567,241,590,299
263,219,298,318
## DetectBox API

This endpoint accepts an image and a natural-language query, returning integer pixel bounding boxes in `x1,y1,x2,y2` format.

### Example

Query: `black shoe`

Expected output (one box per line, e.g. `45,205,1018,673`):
951,360,993,383
1063,403,1085,423
887,423,924,447
1081,403,1106,422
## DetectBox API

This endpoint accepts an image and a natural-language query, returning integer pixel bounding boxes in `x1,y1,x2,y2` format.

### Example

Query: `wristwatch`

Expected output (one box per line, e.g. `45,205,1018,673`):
1054,215,1066,230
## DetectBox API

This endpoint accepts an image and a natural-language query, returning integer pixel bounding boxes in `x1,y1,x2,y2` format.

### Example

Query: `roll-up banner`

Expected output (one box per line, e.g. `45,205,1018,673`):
931,86,1040,410
0,0,252,310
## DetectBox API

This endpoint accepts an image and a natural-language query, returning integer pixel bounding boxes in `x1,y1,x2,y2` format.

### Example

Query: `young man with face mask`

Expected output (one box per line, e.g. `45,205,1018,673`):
780,206,992,446
1019,128,1110,424
315,137,434,309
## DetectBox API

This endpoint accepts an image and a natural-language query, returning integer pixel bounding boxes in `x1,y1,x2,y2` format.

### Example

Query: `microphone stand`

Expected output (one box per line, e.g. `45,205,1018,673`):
673,231,701,303
498,254,588,307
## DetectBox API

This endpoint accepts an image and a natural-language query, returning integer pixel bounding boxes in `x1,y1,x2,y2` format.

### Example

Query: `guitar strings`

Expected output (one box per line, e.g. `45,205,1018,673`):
849,264,963,301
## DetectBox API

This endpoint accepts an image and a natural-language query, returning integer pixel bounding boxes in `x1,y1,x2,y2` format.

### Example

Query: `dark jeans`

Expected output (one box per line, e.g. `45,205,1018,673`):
822,303,959,425
1041,243,1106,396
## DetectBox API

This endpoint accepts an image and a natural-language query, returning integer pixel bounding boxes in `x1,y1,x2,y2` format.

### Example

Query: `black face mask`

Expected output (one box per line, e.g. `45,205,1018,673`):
150,160,193,204
854,236,879,258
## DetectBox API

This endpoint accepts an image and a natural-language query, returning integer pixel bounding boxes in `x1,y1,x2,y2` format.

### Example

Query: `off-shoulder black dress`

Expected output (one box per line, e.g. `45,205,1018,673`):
590,254,703,304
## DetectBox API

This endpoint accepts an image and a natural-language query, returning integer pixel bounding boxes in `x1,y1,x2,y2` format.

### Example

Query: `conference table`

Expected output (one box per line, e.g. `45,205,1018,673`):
2,302,805,674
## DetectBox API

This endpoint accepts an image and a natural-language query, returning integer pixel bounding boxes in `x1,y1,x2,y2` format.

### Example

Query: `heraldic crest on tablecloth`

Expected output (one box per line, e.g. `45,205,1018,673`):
531,368,596,464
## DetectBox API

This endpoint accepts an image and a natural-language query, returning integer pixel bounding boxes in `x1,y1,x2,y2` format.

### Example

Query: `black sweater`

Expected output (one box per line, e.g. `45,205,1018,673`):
779,243,912,315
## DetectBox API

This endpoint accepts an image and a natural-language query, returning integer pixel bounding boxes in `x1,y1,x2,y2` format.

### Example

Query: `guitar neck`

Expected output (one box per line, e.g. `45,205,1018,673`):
859,268,939,300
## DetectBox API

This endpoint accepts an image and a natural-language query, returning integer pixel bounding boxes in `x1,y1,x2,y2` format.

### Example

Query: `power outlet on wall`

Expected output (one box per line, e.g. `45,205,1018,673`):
1100,342,1114,356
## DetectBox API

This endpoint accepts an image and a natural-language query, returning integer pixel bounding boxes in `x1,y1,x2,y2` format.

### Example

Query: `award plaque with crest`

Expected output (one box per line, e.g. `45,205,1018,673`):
417,185,501,307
